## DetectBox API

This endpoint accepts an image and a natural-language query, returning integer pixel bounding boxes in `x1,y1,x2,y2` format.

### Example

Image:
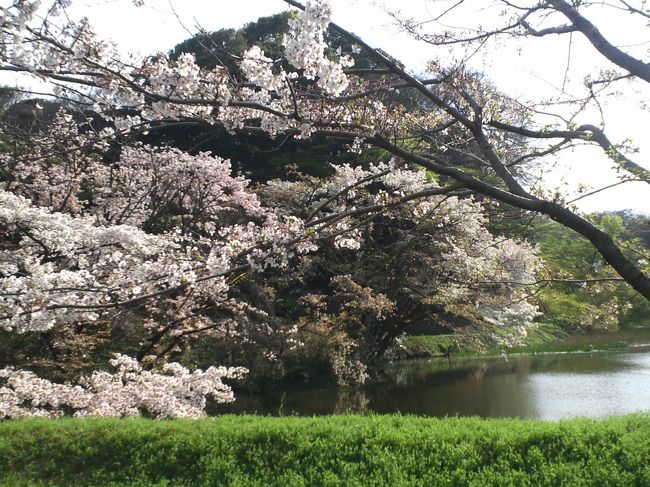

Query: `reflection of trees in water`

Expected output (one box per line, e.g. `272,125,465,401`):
528,354,630,374
384,355,542,387
452,355,547,382
223,352,648,417
334,388,369,414
467,363,488,381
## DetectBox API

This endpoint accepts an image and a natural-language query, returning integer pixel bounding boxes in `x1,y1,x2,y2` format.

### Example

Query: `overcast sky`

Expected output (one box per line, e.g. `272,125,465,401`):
11,0,650,213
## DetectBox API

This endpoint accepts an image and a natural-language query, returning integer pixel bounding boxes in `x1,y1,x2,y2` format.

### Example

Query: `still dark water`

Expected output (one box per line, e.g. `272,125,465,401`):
219,348,650,419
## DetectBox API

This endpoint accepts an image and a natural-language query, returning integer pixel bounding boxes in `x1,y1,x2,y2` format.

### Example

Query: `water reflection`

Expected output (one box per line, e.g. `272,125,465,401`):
217,351,650,419
370,357,538,418
334,389,369,415
526,352,650,419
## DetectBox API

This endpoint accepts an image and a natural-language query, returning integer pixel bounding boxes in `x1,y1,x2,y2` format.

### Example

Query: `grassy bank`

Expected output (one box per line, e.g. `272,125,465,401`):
2,414,650,486
388,323,641,361
387,334,477,360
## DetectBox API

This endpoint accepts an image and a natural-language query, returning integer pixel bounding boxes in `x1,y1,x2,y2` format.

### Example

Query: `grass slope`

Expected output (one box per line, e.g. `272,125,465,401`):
388,323,638,360
1,414,650,486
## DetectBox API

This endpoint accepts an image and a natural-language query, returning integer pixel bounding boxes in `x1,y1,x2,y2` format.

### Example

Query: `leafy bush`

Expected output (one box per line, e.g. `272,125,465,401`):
2,415,650,486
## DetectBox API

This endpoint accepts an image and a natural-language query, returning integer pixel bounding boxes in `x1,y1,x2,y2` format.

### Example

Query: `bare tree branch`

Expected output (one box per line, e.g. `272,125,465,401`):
548,0,650,83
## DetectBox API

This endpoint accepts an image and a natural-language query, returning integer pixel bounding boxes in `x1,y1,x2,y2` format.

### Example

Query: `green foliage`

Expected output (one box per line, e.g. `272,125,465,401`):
517,322,568,345
385,323,640,359
615,210,650,248
169,11,379,75
621,298,650,328
386,334,476,360
169,13,290,74
2,415,650,486
539,289,609,330
534,217,604,278
530,215,649,330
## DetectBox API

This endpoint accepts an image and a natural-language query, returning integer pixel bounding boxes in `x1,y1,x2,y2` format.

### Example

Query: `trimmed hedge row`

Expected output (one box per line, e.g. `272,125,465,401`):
1,414,650,486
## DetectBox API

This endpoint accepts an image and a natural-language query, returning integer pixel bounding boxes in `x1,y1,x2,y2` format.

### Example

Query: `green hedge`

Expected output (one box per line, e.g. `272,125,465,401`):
2,414,650,486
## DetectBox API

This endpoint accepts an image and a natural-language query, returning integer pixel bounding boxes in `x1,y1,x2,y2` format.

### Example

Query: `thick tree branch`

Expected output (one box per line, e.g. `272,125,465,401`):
518,19,576,37
362,133,650,300
548,0,650,83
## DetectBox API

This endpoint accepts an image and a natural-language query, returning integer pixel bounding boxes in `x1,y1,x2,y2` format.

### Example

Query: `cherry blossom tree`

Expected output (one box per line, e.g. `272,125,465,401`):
260,165,541,385
0,144,315,416
0,0,646,416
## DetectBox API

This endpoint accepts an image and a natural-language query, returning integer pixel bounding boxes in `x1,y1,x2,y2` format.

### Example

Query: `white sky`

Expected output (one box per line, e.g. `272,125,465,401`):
7,0,650,213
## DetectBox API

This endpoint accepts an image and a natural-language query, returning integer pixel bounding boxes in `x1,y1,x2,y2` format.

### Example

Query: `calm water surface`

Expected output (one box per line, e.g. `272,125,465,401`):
220,348,650,419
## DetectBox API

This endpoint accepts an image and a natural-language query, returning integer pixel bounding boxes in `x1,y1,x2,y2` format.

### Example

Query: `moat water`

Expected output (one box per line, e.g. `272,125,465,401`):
218,345,650,419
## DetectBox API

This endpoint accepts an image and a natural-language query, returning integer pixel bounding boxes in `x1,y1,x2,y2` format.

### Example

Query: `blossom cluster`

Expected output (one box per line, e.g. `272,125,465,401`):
0,188,170,332
267,164,541,326
0,140,320,333
0,354,247,419
283,0,352,96
92,145,266,225
1,0,361,141
0,127,321,414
